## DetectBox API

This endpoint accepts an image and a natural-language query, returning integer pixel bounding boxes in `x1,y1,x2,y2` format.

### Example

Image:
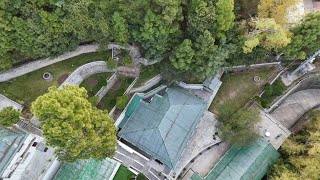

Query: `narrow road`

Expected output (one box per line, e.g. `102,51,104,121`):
271,89,320,128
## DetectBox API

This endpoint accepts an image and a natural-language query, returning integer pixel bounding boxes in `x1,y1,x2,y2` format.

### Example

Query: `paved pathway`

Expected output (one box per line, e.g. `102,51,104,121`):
0,45,99,82
271,89,320,128
60,61,115,87
0,43,145,82
129,74,162,93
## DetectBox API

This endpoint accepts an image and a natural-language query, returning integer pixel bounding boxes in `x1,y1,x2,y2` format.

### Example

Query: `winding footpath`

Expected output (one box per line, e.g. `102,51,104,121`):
0,45,99,82
0,43,144,82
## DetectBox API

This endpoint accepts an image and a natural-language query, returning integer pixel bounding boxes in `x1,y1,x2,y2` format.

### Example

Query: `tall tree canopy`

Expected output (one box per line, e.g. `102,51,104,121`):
258,0,298,25
111,12,129,45
283,12,320,59
217,101,261,146
31,85,117,162
0,107,21,127
170,39,195,71
268,111,320,179
243,18,291,53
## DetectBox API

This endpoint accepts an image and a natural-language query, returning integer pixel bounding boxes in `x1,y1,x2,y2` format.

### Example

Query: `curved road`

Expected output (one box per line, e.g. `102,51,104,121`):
60,61,115,87
271,89,320,128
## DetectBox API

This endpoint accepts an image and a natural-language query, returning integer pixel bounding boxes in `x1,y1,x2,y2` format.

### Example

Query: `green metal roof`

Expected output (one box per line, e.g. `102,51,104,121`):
118,94,142,129
191,139,280,180
0,128,27,176
118,87,207,169
54,158,119,180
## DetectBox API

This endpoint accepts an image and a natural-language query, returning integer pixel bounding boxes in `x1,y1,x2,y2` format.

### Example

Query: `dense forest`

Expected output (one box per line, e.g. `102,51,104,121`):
1,0,320,80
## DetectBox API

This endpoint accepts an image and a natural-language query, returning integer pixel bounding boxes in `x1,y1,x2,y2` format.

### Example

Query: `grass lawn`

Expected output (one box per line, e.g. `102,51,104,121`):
80,72,113,97
209,68,275,113
0,50,111,113
113,165,135,180
98,77,134,111
134,64,161,88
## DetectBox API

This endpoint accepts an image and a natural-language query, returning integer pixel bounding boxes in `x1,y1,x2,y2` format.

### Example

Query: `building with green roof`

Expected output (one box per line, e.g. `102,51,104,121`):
118,87,207,169
0,128,28,176
54,158,120,180
191,139,280,180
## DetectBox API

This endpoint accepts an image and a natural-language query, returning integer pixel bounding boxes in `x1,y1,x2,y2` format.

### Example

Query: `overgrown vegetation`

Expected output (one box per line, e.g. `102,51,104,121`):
99,78,134,111
217,100,261,146
0,107,21,127
268,110,320,179
116,95,129,110
256,79,287,108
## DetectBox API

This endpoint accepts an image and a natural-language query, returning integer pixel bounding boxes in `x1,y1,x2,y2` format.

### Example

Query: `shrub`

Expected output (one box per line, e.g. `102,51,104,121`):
106,57,117,68
116,95,129,110
0,107,21,127
259,79,286,108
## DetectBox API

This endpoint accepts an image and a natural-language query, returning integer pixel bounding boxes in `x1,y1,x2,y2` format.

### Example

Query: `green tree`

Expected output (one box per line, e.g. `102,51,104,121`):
243,18,290,53
187,0,216,38
268,111,320,179
283,12,320,59
217,101,261,146
111,12,129,45
194,30,226,78
258,0,298,25
133,10,180,60
170,39,195,71
31,85,117,162
214,0,235,39
0,107,21,127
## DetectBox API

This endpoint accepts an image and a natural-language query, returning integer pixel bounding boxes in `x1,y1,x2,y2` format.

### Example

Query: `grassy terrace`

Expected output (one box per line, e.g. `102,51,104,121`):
0,51,111,113
113,165,135,180
134,64,161,88
80,72,113,97
98,77,134,111
209,68,275,113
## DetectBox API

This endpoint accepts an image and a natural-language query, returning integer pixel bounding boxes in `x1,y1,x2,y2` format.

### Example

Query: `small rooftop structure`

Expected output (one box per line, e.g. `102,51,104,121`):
191,139,280,180
54,158,120,180
118,87,207,169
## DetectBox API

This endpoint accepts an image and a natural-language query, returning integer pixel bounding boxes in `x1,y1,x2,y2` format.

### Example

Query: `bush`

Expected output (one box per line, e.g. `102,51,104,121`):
259,79,286,108
106,57,117,68
0,107,21,127
89,96,100,106
116,95,129,110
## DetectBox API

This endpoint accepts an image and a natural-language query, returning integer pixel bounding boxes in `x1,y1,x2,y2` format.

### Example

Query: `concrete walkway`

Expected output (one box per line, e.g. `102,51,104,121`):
0,45,99,82
0,43,145,82
60,61,115,87
129,74,162,93
271,89,320,128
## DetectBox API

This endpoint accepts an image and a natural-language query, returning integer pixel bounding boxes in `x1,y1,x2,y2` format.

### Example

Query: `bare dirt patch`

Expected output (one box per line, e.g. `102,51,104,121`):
58,74,69,84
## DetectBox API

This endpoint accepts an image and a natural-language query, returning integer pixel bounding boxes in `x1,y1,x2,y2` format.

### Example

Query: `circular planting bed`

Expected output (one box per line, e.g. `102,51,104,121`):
253,76,261,83
43,72,53,81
